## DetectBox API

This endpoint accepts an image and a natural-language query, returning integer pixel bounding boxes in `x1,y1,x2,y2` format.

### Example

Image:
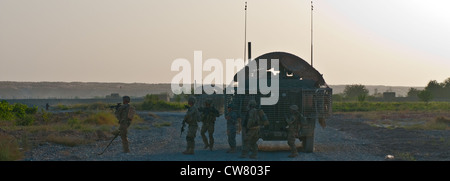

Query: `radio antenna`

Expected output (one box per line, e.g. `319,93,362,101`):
310,0,314,67
244,2,248,64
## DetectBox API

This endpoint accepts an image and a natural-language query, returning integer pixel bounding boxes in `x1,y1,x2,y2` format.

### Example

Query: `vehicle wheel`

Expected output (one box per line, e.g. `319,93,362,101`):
302,135,314,153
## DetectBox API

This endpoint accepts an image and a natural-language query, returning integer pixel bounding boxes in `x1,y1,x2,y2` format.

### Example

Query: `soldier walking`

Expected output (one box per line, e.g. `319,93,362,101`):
182,96,201,155
225,104,241,153
112,96,135,153
240,100,268,159
285,105,305,157
199,99,220,150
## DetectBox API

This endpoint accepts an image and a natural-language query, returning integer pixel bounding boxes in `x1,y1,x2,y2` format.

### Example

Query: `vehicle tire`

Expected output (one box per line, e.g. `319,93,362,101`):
302,135,314,153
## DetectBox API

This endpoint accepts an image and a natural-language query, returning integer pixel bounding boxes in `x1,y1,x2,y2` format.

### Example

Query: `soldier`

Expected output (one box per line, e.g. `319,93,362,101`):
285,105,304,157
240,100,268,159
182,96,201,155
225,103,241,153
199,99,220,150
112,96,135,153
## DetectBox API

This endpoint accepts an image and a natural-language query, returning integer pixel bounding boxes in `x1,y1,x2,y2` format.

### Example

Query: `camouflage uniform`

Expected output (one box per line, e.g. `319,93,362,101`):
225,104,241,153
286,105,304,157
183,97,201,155
113,101,134,153
240,100,268,159
199,100,220,150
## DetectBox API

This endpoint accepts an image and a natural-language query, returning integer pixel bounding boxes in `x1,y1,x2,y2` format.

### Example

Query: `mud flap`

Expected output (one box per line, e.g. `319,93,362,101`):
302,135,314,153
300,118,315,137
299,118,315,153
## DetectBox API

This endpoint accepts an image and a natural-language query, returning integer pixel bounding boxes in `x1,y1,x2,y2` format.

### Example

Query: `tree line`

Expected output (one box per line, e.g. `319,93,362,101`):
334,77,450,102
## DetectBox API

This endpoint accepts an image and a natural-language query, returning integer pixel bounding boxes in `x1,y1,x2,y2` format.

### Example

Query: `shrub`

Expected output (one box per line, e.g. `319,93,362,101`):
15,115,35,126
67,117,82,128
0,101,15,120
25,106,38,114
12,103,27,119
84,112,118,125
56,104,69,110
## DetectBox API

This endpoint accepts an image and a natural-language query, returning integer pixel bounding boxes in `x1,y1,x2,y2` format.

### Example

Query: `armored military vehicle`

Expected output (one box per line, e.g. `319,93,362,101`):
225,51,332,153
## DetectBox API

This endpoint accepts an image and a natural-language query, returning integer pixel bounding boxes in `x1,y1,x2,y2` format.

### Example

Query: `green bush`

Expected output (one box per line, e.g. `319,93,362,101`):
137,94,186,111
1,102,39,121
12,103,27,119
25,106,38,114
56,104,69,110
67,118,81,127
15,115,35,126
0,101,15,120
41,111,52,123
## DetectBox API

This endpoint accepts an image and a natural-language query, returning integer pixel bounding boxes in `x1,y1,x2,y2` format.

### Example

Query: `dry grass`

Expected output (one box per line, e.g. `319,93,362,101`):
132,114,144,124
148,112,160,119
0,110,147,159
435,116,450,124
395,152,416,161
152,121,172,128
84,112,118,125
0,134,23,161
342,111,450,130
404,116,450,130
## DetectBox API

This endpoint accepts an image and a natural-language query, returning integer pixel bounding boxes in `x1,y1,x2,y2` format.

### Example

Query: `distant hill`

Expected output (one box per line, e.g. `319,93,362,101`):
0,81,423,99
0,82,172,99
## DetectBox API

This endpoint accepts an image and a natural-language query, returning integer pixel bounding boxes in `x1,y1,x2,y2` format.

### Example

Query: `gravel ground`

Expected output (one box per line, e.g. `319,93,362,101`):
22,111,449,161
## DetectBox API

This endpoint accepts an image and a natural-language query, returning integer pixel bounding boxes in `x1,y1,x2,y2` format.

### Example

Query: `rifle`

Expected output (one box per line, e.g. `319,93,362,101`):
179,104,191,137
98,131,120,155
109,103,122,111
199,106,220,118
180,118,186,138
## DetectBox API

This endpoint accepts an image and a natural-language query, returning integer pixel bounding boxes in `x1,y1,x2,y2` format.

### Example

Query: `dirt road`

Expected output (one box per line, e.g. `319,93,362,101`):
23,111,449,161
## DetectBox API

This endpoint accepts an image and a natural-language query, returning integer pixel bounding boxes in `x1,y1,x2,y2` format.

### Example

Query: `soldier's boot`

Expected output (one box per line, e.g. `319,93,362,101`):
209,143,214,151
239,151,248,158
288,152,298,158
288,146,298,158
209,136,214,151
182,145,190,154
226,147,236,153
201,134,209,149
122,141,130,153
183,144,195,155
187,147,195,155
182,147,194,155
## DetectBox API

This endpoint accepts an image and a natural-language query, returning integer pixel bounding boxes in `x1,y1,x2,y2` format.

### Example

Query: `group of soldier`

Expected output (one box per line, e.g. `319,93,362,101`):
182,96,305,159
110,95,305,159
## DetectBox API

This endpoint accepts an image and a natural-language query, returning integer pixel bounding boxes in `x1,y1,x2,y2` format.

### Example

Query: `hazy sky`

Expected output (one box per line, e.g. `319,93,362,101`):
1,0,449,86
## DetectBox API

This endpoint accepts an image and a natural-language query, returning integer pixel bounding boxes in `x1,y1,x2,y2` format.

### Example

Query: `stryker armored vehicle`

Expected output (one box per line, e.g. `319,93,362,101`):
225,51,332,152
